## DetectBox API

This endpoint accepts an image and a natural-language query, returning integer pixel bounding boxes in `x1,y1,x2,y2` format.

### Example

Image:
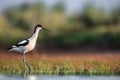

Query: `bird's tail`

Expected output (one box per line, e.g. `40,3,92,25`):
9,49,12,52
9,45,17,52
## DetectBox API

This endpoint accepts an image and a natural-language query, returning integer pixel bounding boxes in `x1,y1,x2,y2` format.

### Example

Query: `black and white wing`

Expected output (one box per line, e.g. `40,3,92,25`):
13,39,29,47
9,39,29,52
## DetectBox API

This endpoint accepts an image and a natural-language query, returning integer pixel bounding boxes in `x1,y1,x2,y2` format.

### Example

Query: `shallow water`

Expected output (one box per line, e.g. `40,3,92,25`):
0,75,120,80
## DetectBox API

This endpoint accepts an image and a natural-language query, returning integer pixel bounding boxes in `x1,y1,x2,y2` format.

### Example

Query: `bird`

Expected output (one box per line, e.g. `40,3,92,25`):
9,24,50,75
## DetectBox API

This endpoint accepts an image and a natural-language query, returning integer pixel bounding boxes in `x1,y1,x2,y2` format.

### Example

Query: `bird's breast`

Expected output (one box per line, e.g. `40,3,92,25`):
26,40,36,51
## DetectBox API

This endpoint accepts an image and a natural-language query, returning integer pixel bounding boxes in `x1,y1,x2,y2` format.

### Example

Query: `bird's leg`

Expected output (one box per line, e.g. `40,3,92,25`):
24,59,31,74
21,53,31,75
20,54,26,76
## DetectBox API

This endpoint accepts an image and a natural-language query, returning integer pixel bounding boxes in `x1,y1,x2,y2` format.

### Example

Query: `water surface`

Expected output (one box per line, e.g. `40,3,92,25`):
0,75,120,80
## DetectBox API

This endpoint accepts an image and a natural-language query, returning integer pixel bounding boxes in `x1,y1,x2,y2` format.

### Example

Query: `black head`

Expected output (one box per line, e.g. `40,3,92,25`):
34,24,50,33
36,24,43,28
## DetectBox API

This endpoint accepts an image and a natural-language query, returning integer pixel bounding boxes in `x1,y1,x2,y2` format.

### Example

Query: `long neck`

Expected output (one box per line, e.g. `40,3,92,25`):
29,28,41,41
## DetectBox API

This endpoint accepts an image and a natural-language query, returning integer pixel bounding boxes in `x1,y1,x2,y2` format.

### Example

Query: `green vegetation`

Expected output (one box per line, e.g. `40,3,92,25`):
0,2,120,76
0,53,120,75
0,2,120,50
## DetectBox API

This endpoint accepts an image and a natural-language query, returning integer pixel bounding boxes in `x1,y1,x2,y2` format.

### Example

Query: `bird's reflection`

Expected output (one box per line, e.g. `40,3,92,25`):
27,75,37,80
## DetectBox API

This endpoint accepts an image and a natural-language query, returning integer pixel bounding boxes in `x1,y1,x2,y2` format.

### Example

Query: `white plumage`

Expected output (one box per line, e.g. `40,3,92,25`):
9,24,50,75
9,25,41,53
10,40,28,53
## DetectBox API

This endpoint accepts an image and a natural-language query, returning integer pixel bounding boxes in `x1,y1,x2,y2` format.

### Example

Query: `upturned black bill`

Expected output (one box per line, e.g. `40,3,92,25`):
42,28,51,31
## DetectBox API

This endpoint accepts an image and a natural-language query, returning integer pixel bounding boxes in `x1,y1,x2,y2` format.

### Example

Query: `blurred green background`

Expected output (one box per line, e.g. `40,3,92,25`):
0,0,120,51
